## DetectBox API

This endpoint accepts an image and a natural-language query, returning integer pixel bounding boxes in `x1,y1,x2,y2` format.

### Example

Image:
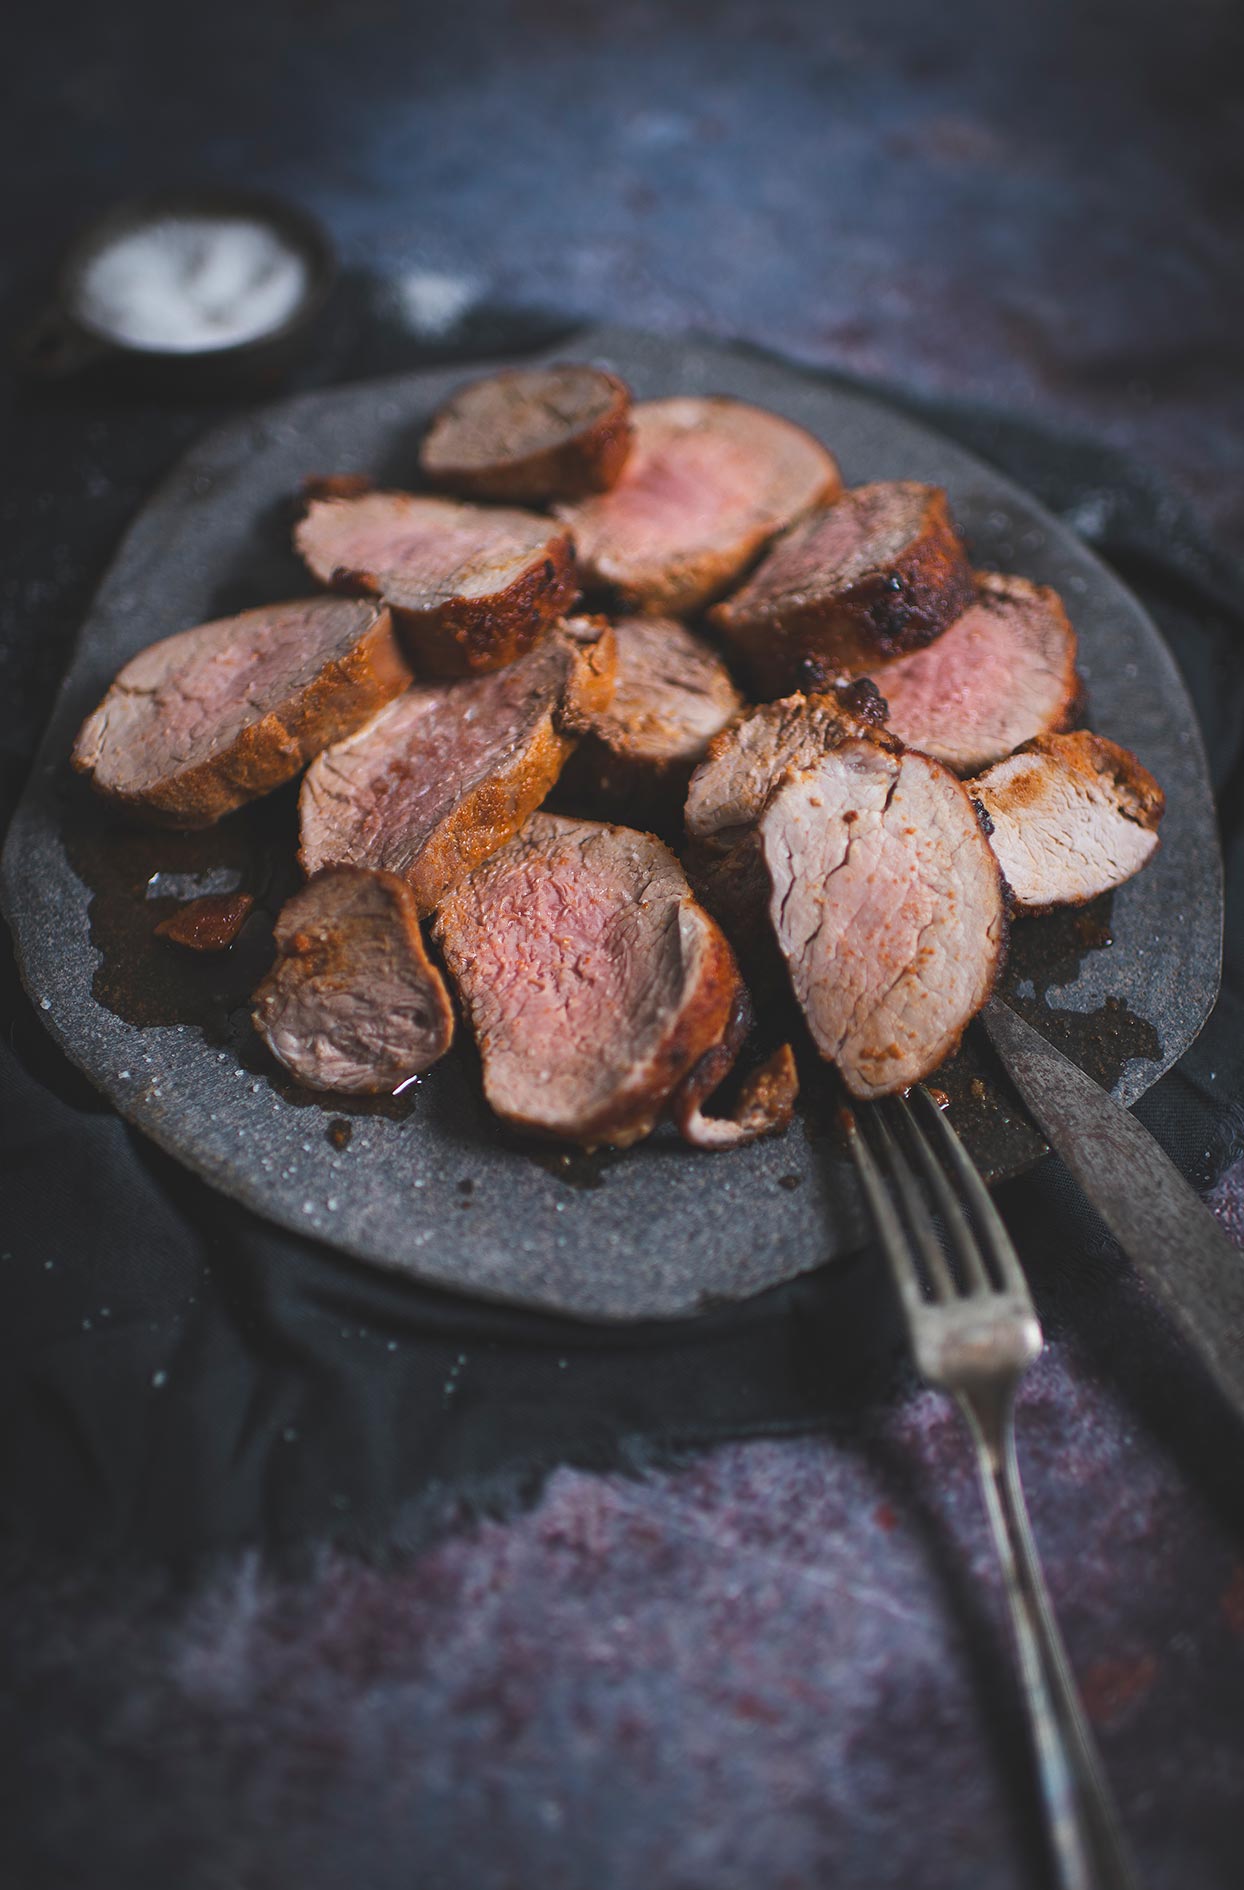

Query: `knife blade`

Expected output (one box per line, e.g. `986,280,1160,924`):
981,996,1244,1417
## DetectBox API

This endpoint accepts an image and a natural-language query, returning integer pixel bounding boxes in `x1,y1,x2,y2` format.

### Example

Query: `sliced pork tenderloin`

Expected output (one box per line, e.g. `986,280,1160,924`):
683,687,900,958
72,597,410,829
969,730,1164,915
761,744,1007,1098
299,618,615,913
711,482,974,693
555,397,840,615
867,572,1080,775
420,364,633,503
434,814,795,1150
295,489,577,676
562,614,743,821
253,866,453,1094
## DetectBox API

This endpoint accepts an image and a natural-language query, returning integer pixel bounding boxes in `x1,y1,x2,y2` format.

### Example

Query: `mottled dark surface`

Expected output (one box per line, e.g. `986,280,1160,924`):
6,1289,1244,1890
3,2,1244,1886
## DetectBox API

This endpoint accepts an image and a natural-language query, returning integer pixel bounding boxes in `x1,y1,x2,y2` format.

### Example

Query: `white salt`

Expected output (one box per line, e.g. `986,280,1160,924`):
77,215,310,353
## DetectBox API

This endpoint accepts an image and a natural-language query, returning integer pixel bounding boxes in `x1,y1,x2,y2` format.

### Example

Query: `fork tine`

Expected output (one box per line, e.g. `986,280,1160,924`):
894,1094,992,1294
871,1105,960,1302
913,1087,1034,1303
844,1111,930,1330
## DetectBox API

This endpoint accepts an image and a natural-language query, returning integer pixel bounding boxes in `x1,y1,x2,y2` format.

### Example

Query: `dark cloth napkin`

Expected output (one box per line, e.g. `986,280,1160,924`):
3,315,1243,1567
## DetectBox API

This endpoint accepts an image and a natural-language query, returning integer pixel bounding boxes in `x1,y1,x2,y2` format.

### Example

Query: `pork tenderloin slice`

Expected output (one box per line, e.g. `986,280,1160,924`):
253,866,453,1094
299,618,616,913
565,614,743,817
434,814,790,1150
683,687,899,961
871,572,1080,775
71,597,410,830
685,687,897,848
711,482,974,692
762,743,1006,1098
295,489,577,676
555,397,841,615
970,730,1164,915
419,364,633,503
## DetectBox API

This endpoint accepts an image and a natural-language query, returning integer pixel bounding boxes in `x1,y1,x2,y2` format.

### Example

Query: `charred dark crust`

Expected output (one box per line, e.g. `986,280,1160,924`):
836,551,977,661
833,674,890,725
971,795,995,837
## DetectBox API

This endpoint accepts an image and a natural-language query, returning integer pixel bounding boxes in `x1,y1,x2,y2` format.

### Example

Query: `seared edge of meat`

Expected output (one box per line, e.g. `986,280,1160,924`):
969,729,1165,915
711,482,975,695
295,488,579,677
672,1015,800,1150
298,618,616,913
419,365,634,504
71,597,411,830
252,865,454,1094
761,743,1007,1098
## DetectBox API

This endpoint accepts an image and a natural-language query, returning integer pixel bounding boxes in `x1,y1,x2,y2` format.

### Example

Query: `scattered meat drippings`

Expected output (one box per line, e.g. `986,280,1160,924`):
155,890,255,952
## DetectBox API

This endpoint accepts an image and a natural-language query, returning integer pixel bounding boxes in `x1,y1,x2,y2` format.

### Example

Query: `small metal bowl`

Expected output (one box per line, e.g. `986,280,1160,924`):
23,187,336,394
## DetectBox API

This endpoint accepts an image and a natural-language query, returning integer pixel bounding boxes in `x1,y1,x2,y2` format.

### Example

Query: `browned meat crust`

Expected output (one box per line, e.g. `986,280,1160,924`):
155,890,255,952
969,729,1165,915
419,365,634,503
295,489,578,676
71,597,411,830
434,814,789,1150
299,619,616,913
556,397,841,615
710,483,974,695
252,866,454,1094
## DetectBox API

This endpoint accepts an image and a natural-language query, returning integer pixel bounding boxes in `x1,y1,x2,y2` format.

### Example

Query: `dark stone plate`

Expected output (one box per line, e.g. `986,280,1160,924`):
0,327,1222,1321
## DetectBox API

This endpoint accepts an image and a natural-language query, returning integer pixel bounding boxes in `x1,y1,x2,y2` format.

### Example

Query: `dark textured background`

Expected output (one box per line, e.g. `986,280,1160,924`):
3,3,1244,1887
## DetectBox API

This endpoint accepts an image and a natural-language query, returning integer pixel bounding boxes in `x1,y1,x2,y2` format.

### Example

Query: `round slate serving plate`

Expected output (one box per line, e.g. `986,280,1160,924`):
0,327,1222,1321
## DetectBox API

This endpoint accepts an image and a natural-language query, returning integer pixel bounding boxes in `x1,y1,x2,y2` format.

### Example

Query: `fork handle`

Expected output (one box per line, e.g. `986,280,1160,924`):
958,1390,1139,1890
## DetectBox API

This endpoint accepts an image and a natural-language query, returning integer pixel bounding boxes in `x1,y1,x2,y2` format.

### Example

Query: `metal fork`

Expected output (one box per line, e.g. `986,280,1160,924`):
847,1087,1139,1890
